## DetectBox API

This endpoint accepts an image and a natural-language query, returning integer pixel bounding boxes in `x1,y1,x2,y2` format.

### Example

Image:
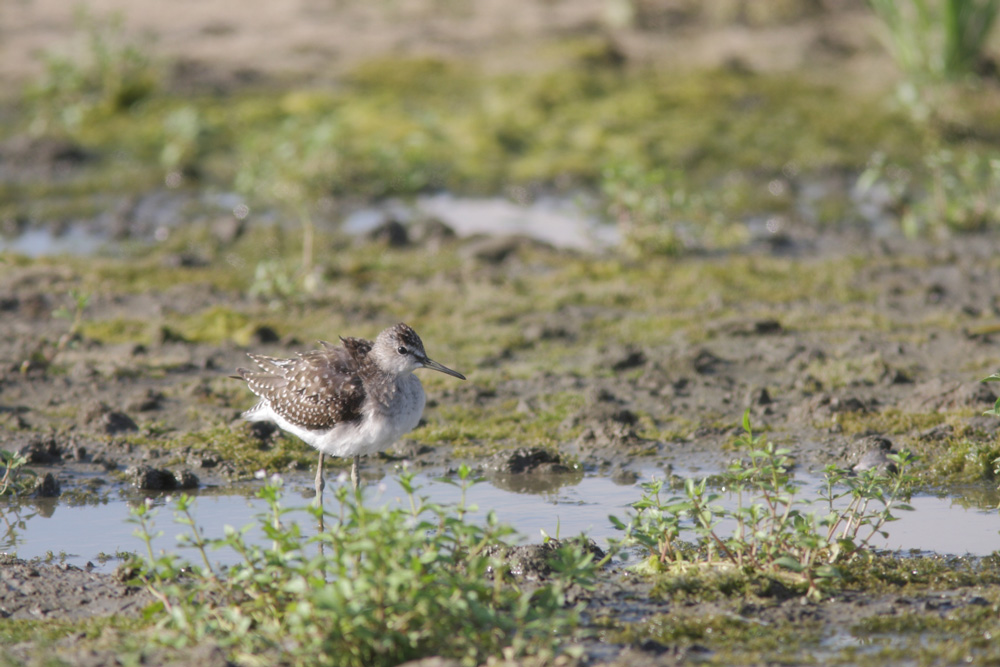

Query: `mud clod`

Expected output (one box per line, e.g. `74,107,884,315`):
408,217,457,247
250,325,280,344
367,219,410,247
692,348,727,374
125,388,164,412
791,393,875,423
187,451,222,468
900,379,997,413
722,318,784,336
483,539,605,580
918,424,954,442
387,440,433,460
126,465,200,490
34,471,61,497
173,469,200,489
245,420,278,442
461,235,541,264
748,386,773,406
610,464,639,485
19,436,63,464
82,402,139,435
609,347,647,371
486,447,570,474
845,434,897,474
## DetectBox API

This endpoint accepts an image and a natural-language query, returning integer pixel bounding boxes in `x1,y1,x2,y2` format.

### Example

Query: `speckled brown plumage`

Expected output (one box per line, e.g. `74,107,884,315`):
234,323,465,495
237,339,368,430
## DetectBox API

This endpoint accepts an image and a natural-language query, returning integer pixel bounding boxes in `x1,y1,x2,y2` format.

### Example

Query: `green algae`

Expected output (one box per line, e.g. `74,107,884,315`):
599,556,1000,665
416,392,586,457
0,615,142,643
7,58,931,239
130,425,320,478
611,612,826,662
830,409,1000,486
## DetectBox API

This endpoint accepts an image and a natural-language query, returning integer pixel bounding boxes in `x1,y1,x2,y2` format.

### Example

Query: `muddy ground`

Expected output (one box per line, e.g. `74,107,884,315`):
2,227,1000,665
2,0,1000,665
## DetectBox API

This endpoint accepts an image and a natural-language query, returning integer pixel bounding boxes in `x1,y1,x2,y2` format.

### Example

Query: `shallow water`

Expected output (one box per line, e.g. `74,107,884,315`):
0,192,616,258
344,192,617,250
0,224,107,257
1,470,997,572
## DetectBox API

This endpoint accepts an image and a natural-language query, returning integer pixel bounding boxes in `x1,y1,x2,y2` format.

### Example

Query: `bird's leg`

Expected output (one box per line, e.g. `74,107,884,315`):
315,452,325,531
315,452,326,501
351,455,360,492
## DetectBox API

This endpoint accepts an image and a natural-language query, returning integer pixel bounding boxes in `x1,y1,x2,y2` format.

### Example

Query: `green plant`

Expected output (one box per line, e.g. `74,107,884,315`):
870,0,1000,80
856,148,1000,235
0,451,36,497
27,9,158,132
601,163,688,256
600,162,752,256
981,372,1000,481
247,259,304,304
234,108,450,278
52,289,92,337
982,372,1000,417
610,411,915,599
160,106,208,180
130,465,597,666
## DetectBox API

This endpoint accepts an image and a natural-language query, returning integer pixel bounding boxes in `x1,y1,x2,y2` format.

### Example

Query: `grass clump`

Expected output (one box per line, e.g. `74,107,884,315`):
26,9,160,132
0,451,36,497
982,371,1000,417
611,411,915,599
611,612,824,662
130,466,599,666
857,148,1000,236
871,0,999,81
164,426,316,477
0,616,150,664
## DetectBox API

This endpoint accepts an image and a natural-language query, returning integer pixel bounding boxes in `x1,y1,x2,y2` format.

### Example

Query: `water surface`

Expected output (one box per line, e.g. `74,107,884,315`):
2,470,997,572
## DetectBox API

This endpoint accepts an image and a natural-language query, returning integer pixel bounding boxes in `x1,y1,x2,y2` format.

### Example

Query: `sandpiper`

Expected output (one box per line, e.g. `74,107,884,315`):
236,323,465,501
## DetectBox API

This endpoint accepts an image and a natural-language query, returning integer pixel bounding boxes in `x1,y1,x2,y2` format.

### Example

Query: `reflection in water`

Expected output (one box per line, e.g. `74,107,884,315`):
0,497,54,552
485,469,585,495
0,225,106,257
0,471,997,570
937,484,1000,511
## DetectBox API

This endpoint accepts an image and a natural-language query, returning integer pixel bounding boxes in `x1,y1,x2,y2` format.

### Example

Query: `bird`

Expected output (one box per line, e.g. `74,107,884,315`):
235,323,465,505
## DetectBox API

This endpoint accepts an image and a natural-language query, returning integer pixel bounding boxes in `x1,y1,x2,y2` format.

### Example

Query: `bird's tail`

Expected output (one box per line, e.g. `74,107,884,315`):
241,401,271,422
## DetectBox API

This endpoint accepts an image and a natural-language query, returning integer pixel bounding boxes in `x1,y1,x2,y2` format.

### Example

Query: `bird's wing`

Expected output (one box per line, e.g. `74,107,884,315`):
237,343,366,429
338,336,373,363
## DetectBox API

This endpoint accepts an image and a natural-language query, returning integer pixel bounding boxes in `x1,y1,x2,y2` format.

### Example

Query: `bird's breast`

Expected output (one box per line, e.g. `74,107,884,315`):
365,374,426,443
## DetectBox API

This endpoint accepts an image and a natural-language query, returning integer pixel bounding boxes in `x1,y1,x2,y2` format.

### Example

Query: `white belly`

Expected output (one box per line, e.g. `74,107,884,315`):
256,374,426,459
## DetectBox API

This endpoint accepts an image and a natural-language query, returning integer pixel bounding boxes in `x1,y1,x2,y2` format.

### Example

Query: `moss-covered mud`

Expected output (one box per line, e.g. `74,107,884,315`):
3,1,1000,665
4,226,1000,665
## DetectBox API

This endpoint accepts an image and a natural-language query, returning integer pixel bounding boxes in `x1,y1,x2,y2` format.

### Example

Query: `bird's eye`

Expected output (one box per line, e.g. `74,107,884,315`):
397,346,408,355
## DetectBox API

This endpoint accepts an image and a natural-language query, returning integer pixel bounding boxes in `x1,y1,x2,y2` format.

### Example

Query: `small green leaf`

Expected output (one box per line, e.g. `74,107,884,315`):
774,556,805,572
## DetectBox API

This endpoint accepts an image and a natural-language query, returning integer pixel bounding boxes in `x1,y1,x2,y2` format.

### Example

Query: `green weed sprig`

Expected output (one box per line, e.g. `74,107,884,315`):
0,451,36,497
130,467,596,666
611,410,915,599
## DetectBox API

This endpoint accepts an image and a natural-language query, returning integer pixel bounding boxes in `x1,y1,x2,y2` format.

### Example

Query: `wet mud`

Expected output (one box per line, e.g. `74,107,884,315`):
2,1,1000,664
2,228,1000,664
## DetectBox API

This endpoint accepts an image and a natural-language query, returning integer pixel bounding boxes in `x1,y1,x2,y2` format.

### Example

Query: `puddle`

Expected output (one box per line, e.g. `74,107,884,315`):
0,224,107,257
0,181,906,259
412,193,618,250
328,193,619,251
1,470,997,572
2,191,615,258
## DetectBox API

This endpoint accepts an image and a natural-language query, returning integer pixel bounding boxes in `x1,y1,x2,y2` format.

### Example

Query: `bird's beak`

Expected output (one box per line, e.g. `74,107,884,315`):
421,357,466,380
